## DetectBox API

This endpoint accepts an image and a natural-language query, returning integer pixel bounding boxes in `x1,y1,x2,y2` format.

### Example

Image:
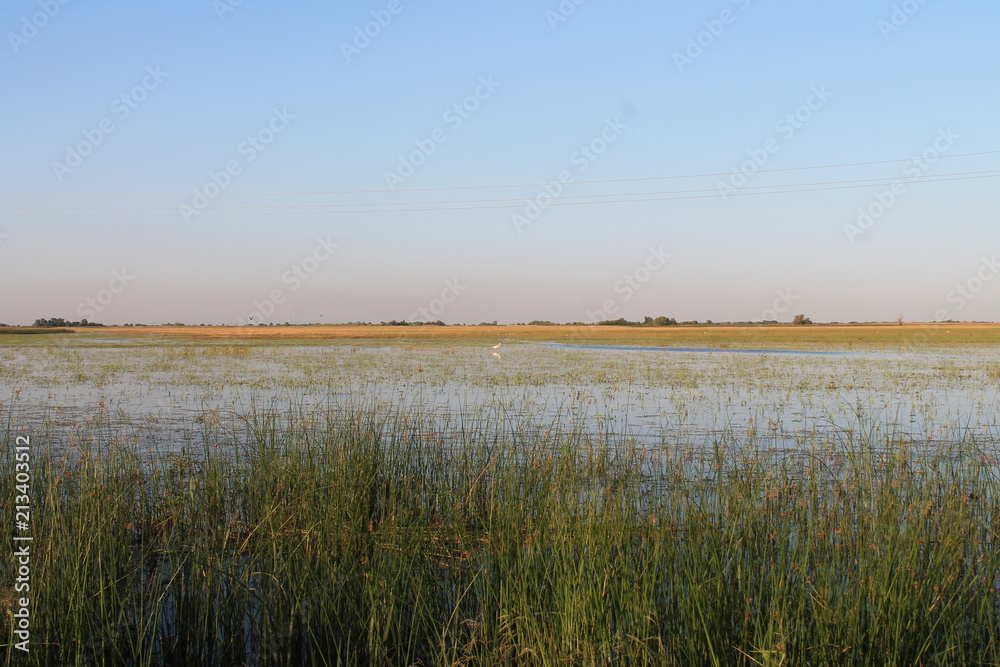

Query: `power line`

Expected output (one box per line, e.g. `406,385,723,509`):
0,149,997,199
1,171,996,216
1,168,998,213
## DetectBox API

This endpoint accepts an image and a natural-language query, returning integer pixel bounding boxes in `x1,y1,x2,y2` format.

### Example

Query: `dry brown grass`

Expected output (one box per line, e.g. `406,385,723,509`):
69,322,1000,348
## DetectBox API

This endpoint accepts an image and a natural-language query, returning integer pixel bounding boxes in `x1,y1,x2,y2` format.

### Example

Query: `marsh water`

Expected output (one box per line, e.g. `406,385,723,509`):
2,336,999,454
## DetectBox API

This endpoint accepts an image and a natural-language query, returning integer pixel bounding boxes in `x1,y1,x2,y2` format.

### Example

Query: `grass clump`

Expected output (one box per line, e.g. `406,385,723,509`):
3,402,1000,665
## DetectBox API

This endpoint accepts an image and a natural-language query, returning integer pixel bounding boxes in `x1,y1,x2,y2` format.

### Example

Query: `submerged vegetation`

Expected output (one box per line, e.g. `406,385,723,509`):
3,397,1000,665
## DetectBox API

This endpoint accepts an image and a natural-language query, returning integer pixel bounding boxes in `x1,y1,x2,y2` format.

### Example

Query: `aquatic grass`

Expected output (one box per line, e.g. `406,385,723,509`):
3,398,1000,665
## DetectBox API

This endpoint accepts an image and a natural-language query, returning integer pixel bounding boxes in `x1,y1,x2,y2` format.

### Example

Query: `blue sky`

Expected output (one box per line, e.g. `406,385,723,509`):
1,0,998,325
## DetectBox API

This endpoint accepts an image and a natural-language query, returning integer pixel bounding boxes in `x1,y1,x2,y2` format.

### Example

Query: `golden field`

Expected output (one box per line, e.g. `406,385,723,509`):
64,322,1000,348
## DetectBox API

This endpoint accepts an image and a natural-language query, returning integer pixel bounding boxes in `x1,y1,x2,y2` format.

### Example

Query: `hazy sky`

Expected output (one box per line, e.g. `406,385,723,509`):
1,1,998,325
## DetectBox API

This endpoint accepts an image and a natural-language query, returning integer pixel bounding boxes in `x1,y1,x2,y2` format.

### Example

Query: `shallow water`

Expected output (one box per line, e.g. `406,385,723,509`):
2,337,998,454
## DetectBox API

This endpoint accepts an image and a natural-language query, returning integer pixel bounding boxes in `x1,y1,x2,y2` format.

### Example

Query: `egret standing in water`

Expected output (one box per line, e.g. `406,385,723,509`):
492,342,502,350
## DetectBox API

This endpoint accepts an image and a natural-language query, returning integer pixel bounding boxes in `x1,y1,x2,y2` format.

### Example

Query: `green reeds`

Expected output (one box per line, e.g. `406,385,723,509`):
3,401,1000,665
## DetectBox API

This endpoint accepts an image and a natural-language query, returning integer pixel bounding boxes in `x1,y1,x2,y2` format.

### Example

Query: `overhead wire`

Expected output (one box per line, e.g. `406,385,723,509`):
0,170,996,216
0,148,997,199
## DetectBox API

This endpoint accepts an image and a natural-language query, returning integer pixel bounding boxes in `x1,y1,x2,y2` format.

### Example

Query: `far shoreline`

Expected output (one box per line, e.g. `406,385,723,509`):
21,321,1000,349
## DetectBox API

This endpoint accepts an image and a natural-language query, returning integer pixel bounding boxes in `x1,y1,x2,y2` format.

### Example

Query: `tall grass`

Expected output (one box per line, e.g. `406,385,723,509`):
3,400,1000,665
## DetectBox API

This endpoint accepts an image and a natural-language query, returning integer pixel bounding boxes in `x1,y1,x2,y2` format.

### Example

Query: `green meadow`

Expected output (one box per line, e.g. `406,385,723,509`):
3,328,1000,665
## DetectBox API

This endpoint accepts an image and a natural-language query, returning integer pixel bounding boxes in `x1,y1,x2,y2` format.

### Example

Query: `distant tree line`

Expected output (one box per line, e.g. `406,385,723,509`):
378,320,446,326
32,317,104,328
18,315,818,328
597,316,678,327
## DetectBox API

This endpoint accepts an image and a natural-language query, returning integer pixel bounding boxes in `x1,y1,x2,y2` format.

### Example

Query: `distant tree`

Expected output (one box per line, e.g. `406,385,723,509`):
792,314,813,325
32,317,72,327
896,314,904,326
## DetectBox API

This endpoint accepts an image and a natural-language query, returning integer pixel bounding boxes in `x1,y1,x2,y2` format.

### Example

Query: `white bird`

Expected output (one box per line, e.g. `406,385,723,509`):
492,352,501,359
492,342,502,349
